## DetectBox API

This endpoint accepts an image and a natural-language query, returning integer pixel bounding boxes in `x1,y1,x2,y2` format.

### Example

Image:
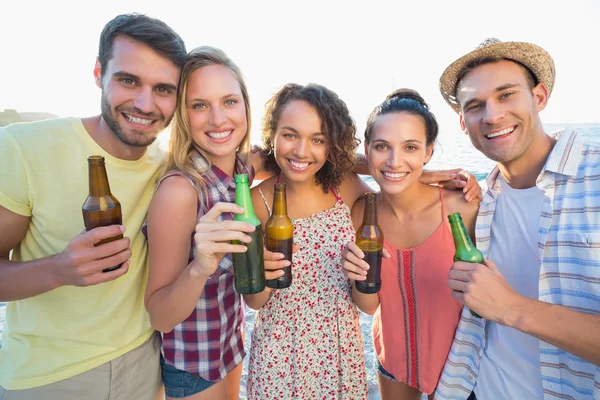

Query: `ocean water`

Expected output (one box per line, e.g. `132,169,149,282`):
0,124,598,398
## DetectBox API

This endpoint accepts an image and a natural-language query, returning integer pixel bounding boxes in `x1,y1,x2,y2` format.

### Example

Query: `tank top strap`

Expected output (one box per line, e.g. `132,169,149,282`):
257,187,272,216
330,186,342,202
438,186,448,221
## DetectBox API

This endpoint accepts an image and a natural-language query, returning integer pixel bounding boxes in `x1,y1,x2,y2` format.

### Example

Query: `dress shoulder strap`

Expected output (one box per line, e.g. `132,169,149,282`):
330,186,342,202
257,187,272,216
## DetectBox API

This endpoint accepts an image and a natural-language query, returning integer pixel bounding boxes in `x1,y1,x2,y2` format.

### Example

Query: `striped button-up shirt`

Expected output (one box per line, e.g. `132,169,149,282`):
157,148,253,381
435,130,600,400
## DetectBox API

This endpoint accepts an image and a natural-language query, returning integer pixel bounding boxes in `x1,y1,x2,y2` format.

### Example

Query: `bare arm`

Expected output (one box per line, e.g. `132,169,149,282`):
144,178,256,333
0,205,132,301
338,172,373,209
249,146,273,181
511,297,600,366
449,260,600,366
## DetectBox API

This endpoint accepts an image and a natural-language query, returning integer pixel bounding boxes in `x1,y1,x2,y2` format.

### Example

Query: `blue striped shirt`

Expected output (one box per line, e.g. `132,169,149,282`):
435,130,600,400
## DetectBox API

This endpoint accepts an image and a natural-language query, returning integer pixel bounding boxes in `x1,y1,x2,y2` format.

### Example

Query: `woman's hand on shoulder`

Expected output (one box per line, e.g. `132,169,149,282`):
191,202,256,278
421,168,482,202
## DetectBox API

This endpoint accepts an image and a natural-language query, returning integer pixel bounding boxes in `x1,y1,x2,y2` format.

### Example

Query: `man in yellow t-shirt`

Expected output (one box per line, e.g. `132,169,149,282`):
0,14,186,400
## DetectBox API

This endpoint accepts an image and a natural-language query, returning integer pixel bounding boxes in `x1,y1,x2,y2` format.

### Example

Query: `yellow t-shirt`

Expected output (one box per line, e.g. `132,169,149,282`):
0,117,164,389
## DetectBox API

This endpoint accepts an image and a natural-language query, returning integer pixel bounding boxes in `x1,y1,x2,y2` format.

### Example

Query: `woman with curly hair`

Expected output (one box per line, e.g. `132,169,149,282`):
244,83,372,399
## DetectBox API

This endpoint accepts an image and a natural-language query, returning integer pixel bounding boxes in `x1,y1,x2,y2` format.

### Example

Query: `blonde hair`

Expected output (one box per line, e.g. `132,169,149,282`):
162,46,252,207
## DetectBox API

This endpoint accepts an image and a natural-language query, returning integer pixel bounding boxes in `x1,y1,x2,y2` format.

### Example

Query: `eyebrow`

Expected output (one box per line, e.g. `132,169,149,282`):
189,93,240,102
371,138,423,144
113,71,178,92
281,126,324,136
461,83,520,110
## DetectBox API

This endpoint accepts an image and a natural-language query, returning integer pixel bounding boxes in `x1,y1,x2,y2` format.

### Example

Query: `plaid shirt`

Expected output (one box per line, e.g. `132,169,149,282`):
435,130,600,400
160,148,253,381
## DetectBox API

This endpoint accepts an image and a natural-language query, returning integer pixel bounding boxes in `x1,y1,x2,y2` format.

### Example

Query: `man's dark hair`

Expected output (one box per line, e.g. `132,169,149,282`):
98,13,186,75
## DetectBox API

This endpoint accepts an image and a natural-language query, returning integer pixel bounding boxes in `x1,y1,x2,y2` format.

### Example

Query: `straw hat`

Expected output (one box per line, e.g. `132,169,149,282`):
439,38,555,113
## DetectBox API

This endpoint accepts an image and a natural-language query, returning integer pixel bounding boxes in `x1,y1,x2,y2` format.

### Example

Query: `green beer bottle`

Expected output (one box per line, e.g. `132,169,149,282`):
232,174,266,294
448,212,482,318
355,192,383,294
265,183,294,289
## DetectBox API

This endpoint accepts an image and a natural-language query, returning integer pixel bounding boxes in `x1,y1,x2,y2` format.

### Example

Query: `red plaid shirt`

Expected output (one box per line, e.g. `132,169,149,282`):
157,148,253,381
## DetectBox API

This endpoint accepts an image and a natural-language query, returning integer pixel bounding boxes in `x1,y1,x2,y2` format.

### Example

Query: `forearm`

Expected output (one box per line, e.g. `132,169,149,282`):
0,256,61,301
354,154,370,176
146,262,210,333
351,285,380,315
509,296,600,365
243,289,271,310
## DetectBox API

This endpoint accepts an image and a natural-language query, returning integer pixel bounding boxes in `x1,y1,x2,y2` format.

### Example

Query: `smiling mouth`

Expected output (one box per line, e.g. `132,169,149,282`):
381,171,408,180
123,113,156,127
486,126,515,139
287,159,312,170
206,130,233,140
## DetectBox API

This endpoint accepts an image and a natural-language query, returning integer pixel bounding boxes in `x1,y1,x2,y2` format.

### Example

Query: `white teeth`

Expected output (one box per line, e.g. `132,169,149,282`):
382,171,407,179
289,160,310,169
486,126,515,138
124,114,153,126
207,130,232,139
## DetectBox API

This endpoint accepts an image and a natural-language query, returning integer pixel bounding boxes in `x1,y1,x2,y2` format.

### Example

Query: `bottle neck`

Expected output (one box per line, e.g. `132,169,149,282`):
88,162,111,197
234,182,261,226
450,218,475,252
272,188,288,216
362,199,378,226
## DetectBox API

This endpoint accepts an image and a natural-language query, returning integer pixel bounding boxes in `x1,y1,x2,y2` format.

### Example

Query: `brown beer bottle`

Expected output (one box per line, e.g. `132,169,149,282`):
82,155,123,273
448,212,482,318
355,192,383,294
265,183,294,289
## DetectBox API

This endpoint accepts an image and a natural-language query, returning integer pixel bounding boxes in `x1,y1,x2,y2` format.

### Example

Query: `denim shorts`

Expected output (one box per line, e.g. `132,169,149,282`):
374,355,399,382
160,356,216,398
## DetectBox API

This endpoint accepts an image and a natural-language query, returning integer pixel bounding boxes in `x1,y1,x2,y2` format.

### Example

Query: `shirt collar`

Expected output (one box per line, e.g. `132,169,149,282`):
484,129,583,197
191,144,251,189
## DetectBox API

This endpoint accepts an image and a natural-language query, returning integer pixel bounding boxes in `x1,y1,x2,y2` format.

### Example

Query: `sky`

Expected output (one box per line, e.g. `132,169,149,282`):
2,0,599,145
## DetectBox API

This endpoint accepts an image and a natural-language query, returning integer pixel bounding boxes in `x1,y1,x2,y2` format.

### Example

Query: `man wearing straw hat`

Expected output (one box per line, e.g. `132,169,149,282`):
437,38,600,399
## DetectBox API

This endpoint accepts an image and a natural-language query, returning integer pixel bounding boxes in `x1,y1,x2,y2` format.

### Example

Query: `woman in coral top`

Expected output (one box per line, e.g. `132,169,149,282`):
342,89,479,400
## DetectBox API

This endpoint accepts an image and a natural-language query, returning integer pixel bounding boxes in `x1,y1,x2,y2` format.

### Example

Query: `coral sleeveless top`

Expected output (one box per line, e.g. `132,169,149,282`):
372,188,463,394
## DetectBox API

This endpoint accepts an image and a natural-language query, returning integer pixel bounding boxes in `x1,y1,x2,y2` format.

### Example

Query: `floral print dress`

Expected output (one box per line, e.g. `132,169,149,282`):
247,189,367,400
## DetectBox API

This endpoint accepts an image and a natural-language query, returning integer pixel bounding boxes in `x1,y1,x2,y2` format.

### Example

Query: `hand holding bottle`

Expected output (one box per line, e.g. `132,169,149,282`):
448,259,523,325
341,241,391,282
263,243,300,282
54,225,131,287
192,202,255,278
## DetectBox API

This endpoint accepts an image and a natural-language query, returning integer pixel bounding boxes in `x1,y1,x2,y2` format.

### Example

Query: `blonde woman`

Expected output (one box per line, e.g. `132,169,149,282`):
143,47,276,400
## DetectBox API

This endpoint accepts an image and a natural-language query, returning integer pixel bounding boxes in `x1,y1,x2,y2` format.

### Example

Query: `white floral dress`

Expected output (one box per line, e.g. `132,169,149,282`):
247,189,367,400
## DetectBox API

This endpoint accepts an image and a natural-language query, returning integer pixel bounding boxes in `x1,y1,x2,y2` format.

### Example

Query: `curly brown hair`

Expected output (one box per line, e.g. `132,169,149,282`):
261,83,359,192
